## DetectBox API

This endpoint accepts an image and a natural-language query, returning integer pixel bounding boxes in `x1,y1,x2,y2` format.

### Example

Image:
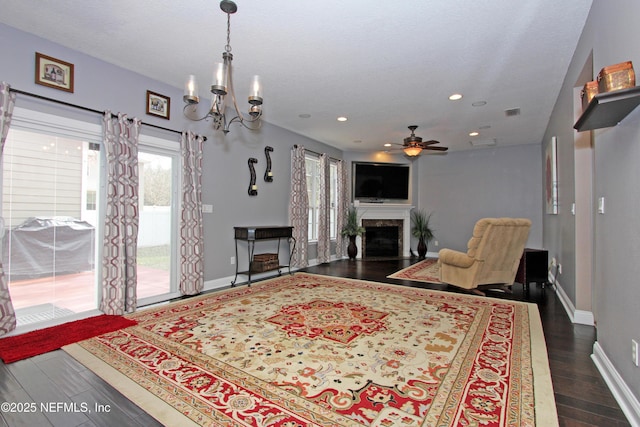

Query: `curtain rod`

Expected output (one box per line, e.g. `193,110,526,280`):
293,144,340,162
9,87,207,141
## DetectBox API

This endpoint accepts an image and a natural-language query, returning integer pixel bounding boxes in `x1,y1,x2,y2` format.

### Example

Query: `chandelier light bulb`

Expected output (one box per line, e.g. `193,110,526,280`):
248,75,263,104
184,75,200,104
211,62,228,95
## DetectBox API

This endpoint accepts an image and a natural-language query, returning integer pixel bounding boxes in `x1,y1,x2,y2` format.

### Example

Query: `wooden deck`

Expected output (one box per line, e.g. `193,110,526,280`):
8,267,170,326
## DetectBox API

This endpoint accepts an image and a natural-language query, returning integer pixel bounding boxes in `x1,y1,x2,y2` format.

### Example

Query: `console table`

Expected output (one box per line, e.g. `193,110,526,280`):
232,226,295,287
515,248,548,293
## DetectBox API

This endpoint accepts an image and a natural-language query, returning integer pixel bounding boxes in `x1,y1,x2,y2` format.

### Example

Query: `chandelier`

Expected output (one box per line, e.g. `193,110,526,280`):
183,0,263,134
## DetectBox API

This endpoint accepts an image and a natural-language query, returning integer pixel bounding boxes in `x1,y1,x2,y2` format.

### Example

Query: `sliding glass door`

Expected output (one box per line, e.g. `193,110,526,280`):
1,118,101,327
1,109,181,327
136,145,179,304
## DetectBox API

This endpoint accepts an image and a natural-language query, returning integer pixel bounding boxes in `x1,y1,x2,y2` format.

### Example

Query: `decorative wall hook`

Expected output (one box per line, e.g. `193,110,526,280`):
248,157,258,196
264,146,274,182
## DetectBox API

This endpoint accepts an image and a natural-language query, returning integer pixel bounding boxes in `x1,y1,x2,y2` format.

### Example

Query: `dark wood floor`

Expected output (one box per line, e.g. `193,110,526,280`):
0,258,631,426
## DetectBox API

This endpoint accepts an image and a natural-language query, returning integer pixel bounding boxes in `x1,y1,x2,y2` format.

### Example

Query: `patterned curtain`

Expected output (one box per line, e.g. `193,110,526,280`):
317,154,331,263
100,112,141,315
0,82,16,336
335,160,348,259
289,145,308,268
179,131,204,295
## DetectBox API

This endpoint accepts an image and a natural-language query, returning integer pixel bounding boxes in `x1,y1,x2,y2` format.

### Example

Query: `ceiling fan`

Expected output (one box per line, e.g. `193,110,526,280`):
387,125,449,157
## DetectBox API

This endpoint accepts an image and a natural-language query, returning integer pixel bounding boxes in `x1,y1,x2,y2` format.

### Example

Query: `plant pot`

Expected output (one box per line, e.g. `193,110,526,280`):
417,237,428,258
347,235,358,260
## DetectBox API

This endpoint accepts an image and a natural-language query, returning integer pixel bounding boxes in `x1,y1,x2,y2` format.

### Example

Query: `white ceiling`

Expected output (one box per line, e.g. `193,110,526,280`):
0,0,592,153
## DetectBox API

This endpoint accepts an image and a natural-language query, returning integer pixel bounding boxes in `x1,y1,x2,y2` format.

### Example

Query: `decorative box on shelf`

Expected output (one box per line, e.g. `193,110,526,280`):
251,253,279,272
597,61,635,93
581,80,599,111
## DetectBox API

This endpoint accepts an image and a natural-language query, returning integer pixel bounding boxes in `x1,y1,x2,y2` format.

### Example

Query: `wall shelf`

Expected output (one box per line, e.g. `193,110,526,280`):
574,86,640,132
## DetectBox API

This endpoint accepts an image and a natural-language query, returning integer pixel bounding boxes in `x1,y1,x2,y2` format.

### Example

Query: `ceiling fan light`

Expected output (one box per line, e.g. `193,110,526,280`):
403,146,423,156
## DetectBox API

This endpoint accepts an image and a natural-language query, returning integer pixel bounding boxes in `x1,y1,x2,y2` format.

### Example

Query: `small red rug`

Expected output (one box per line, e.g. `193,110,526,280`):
0,314,137,363
387,257,443,283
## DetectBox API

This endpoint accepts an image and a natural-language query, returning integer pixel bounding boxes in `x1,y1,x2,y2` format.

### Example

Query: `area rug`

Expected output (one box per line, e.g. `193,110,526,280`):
63,273,557,426
387,257,443,283
0,314,137,363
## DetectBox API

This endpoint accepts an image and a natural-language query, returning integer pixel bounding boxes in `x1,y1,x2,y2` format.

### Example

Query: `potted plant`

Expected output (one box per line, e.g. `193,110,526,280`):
341,207,365,260
411,209,434,258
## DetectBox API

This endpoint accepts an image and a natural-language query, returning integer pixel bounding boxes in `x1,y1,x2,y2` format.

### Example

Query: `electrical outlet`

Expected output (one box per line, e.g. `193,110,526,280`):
434,240,439,247
633,340,639,367
230,256,235,265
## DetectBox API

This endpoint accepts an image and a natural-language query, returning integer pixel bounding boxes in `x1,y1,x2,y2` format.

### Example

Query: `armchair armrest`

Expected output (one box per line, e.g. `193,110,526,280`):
438,248,475,268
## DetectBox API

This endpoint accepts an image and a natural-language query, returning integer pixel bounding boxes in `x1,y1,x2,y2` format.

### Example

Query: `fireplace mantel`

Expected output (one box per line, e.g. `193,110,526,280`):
355,203,414,257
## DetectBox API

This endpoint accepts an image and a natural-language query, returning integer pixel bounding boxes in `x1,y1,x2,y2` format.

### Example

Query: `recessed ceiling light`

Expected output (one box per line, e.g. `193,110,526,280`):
383,143,392,147
298,113,311,119
449,93,463,101
337,116,348,122
469,131,479,137
472,101,487,107
479,125,491,130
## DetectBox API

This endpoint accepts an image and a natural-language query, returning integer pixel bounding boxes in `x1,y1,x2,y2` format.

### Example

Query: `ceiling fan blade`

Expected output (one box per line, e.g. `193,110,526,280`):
424,146,448,151
423,139,441,146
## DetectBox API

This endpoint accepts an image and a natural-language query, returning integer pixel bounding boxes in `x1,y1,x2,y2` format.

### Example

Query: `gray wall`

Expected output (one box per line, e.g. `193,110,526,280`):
0,23,342,284
543,0,640,413
415,144,543,253
343,145,543,254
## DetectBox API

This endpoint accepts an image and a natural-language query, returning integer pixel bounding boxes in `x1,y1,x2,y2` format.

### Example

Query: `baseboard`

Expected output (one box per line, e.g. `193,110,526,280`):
550,273,594,326
204,267,302,291
591,342,640,427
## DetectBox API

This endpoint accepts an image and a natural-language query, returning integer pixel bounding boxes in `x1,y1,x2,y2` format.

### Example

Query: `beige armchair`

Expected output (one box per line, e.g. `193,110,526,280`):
438,218,531,295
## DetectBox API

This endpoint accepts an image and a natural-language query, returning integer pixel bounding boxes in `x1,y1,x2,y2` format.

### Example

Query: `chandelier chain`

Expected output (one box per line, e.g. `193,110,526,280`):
225,13,232,53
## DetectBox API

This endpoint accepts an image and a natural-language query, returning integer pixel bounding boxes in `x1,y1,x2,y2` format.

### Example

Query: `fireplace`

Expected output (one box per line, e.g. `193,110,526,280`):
362,219,403,257
355,203,413,258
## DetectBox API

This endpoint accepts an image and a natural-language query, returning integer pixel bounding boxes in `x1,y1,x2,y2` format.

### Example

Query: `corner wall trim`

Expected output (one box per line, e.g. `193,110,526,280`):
551,274,594,326
592,342,640,426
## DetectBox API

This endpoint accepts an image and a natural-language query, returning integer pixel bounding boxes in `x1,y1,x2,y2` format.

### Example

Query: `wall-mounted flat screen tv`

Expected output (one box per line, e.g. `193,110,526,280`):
352,162,410,202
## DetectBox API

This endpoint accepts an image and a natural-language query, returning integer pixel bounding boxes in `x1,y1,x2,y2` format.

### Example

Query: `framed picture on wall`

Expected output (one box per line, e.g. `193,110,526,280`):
35,52,74,93
146,90,171,120
545,136,558,214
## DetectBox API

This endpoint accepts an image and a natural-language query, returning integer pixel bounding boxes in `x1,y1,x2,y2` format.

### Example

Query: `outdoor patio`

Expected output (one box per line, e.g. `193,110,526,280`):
9,266,169,326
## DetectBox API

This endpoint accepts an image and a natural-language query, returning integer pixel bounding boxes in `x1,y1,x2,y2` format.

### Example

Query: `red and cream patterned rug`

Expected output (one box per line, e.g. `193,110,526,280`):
64,273,557,426
387,258,443,283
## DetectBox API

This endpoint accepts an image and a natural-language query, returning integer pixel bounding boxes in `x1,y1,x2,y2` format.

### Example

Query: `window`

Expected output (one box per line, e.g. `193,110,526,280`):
329,160,338,239
305,154,338,241
305,154,320,241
